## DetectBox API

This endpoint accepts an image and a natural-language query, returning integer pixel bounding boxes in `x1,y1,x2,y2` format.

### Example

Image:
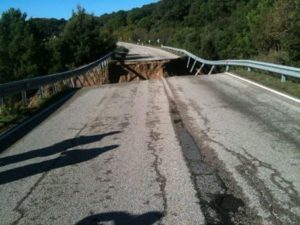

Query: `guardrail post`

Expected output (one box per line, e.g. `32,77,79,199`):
39,86,45,98
281,75,287,82
100,62,103,73
52,83,57,94
77,76,83,87
187,57,191,68
247,67,252,72
0,97,4,109
71,78,75,88
195,64,205,76
21,91,28,106
190,60,197,73
208,66,215,75
105,60,109,76
226,65,230,72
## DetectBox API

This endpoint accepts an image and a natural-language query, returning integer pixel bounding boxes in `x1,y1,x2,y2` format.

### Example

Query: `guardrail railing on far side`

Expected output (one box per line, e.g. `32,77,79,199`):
161,45,300,82
0,52,113,107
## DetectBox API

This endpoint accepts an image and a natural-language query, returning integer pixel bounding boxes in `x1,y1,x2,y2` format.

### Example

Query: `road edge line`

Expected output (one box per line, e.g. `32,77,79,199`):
225,72,300,104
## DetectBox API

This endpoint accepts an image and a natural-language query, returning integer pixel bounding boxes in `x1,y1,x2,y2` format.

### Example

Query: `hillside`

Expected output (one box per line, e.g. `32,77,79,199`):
98,0,300,66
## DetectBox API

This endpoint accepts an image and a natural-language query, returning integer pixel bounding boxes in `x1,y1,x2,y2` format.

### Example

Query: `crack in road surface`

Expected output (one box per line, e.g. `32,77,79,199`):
166,75,300,225
12,124,88,225
162,79,255,225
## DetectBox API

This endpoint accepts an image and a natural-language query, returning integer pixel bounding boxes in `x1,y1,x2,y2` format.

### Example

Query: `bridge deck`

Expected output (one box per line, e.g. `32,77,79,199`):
118,42,178,61
0,80,204,225
0,73,299,224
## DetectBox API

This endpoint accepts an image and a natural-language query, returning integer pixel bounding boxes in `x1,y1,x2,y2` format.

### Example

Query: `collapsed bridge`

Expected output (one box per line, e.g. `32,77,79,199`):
0,42,299,225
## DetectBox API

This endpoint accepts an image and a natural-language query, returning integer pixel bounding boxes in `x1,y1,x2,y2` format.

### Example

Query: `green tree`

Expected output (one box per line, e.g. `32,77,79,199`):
60,6,115,67
0,8,43,82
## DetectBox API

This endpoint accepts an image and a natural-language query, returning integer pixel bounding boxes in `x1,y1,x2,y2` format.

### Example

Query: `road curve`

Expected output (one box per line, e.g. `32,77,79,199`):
118,42,178,61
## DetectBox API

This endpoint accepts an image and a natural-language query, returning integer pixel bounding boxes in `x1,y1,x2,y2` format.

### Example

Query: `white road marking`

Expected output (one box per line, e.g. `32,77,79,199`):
225,72,300,104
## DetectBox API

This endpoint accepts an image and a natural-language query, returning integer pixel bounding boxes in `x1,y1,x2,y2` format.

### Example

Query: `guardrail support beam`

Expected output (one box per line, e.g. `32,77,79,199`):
247,67,252,72
195,64,205,76
187,57,191,68
21,91,28,106
71,78,75,88
0,97,4,108
52,83,57,94
209,66,215,75
77,76,84,87
226,65,230,72
39,86,45,98
281,75,287,82
190,60,197,73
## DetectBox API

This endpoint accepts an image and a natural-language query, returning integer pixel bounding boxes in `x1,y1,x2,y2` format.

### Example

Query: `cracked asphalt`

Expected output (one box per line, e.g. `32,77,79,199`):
0,43,299,225
0,81,204,225
167,74,300,225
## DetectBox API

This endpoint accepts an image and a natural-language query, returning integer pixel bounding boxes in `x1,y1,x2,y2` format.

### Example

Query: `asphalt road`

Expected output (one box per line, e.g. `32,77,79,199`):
0,43,299,225
167,74,300,225
117,42,178,61
0,81,204,225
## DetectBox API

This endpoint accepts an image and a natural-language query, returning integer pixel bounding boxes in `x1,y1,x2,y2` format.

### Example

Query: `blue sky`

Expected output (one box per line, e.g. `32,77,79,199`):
0,0,159,19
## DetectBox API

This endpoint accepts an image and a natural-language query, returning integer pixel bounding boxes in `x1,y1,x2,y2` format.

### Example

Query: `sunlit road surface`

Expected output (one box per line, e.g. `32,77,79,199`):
0,81,204,225
167,75,300,224
118,42,178,61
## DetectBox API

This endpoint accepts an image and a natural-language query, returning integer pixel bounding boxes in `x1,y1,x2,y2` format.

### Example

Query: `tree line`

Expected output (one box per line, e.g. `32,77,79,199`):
0,6,116,83
1,0,299,85
98,0,300,67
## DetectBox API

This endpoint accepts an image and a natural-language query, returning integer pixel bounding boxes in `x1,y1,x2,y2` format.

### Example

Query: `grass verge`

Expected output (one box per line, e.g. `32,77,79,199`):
231,68,300,99
0,89,73,134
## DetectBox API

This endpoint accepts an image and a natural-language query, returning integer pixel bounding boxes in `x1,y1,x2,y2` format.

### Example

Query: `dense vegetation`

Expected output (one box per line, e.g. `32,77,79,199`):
0,7,116,83
1,0,299,84
99,0,300,66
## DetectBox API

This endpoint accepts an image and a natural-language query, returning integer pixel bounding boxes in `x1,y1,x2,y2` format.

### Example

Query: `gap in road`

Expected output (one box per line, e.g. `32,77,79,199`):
108,57,192,83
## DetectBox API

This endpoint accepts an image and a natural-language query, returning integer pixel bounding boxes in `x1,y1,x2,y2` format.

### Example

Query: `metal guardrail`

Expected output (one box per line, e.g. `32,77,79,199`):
161,45,300,81
0,52,113,106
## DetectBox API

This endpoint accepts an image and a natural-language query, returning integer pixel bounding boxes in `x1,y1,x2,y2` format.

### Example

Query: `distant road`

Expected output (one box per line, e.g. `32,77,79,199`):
118,42,178,61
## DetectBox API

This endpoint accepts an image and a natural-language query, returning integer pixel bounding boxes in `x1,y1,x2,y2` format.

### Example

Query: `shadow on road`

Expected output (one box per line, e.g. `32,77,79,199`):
0,131,121,167
76,211,163,225
0,131,121,185
0,146,119,185
122,53,152,61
